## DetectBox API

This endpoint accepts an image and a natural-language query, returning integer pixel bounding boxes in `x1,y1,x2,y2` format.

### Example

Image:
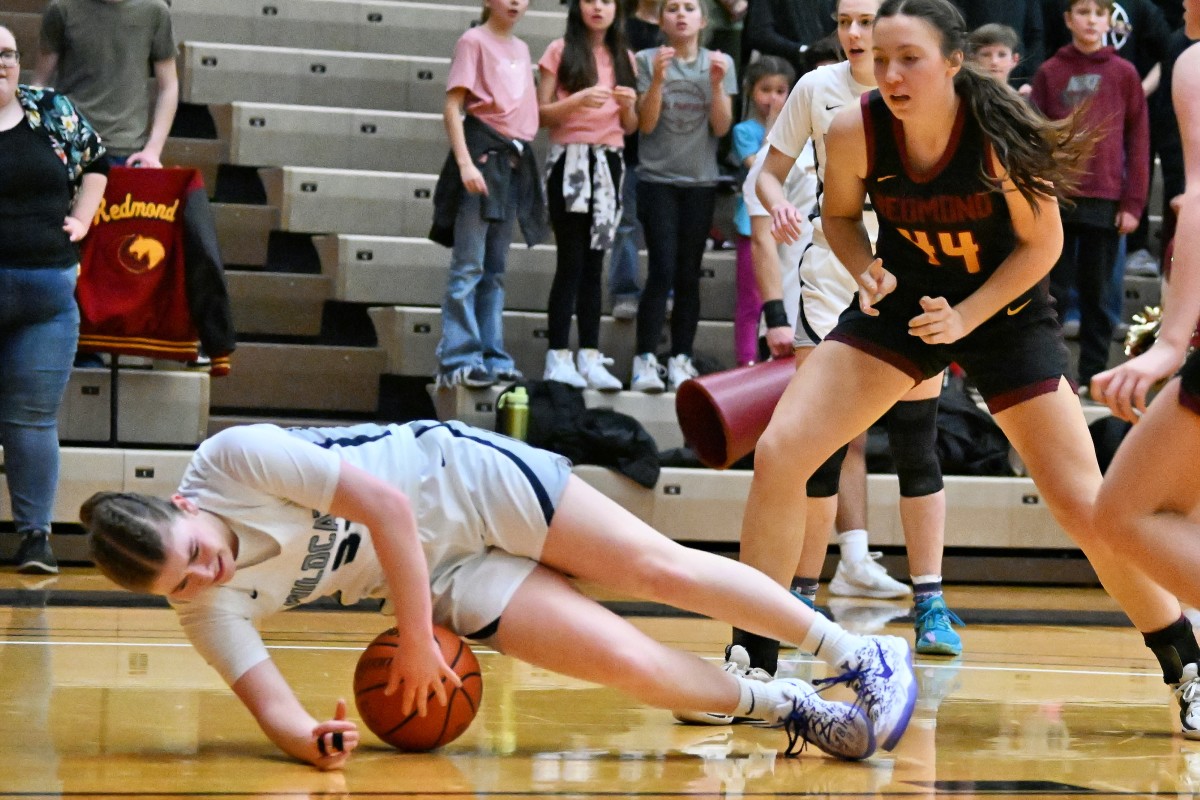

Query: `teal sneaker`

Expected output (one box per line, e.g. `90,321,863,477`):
913,595,964,656
791,588,816,609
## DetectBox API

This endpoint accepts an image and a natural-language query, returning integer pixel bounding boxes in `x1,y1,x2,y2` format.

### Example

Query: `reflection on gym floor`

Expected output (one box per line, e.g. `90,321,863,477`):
1,577,1197,799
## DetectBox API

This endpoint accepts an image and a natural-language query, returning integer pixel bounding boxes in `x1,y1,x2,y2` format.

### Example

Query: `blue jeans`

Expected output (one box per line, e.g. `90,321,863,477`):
608,164,642,302
0,265,79,534
436,185,518,376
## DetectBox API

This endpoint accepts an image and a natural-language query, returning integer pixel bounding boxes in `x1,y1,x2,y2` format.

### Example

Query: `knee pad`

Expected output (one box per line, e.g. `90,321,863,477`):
887,397,943,497
806,444,848,498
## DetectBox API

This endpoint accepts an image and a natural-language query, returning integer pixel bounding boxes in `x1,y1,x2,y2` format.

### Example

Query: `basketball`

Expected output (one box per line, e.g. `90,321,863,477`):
353,625,483,752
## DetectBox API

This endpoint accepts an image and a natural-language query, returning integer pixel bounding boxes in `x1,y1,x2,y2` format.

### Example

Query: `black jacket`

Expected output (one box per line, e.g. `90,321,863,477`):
953,0,1045,85
741,0,836,76
429,115,548,248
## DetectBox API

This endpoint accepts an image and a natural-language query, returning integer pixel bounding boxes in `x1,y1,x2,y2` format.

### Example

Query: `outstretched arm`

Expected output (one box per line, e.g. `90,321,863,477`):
1092,44,1200,420
232,659,359,770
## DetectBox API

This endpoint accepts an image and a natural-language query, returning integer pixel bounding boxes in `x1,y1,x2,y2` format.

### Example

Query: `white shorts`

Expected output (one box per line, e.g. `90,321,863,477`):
793,242,857,348
407,421,573,640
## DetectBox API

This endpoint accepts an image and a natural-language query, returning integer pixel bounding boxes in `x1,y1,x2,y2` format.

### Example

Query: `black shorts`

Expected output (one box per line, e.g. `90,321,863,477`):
826,295,1070,413
1178,349,1200,416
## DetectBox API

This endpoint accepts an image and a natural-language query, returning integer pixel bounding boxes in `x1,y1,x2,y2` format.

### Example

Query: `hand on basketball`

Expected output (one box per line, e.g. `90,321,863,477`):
386,634,463,718
769,202,805,244
908,296,966,344
310,699,359,770
1090,343,1183,422
857,258,895,316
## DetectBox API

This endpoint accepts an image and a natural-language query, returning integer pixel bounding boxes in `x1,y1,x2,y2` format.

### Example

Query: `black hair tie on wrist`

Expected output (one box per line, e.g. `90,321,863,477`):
762,299,789,329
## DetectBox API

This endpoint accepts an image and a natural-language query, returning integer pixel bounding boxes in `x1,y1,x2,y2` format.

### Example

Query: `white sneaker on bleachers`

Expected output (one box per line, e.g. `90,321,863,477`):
666,353,698,392
631,353,666,393
576,348,622,392
544,349,587,388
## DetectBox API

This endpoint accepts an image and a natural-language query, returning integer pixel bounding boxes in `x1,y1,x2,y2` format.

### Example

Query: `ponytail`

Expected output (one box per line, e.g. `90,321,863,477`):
954,64,1096,208
81,491,179,592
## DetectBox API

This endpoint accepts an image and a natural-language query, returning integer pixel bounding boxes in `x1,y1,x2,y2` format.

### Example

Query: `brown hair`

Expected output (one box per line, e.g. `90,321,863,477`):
877,0,1097,208
968,23,1020,54
1063,0,1113,12
80,492,179,593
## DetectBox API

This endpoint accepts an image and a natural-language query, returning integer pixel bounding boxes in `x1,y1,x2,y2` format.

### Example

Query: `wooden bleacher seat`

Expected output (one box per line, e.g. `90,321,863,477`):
180,42,451,114
210,342,386,414
368,305,737,380
0,447,192,525
259,167,437,236
212,103,447,173
211,203,279,267
318,234,737,319
572,466,1073,548
225,271,330,337
57,368,211,446
172,0,563,61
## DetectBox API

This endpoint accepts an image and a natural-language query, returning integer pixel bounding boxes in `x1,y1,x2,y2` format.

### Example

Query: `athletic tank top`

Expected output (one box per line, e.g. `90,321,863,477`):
861,90,1054,325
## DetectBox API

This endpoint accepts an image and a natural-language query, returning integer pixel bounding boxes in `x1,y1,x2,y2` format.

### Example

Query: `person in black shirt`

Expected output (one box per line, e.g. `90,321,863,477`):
0,25,108,574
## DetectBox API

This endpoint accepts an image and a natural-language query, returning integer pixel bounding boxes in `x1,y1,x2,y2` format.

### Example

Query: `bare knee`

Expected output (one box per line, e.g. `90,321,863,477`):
756,425,820,482
625,548,702,604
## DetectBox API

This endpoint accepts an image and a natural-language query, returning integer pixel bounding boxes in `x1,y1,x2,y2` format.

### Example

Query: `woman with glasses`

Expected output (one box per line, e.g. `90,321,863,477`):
0,26,108,573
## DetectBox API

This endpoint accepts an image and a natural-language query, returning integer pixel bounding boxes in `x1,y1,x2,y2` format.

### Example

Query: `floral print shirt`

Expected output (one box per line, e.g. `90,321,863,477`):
16,84,106,184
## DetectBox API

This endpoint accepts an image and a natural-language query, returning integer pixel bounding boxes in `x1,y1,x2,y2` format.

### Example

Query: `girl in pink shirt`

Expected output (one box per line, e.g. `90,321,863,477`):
435,0,541,389
536,0,638,391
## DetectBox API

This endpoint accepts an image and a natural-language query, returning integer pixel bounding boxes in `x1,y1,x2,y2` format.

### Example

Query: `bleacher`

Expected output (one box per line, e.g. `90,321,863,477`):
0,0,1164,578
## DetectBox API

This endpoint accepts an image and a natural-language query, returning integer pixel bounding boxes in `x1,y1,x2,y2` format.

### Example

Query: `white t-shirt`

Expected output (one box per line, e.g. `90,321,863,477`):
742,139,815,329
767,61,873,250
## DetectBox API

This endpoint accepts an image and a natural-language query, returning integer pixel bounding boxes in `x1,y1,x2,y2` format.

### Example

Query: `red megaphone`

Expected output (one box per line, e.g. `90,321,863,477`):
675,357,796,469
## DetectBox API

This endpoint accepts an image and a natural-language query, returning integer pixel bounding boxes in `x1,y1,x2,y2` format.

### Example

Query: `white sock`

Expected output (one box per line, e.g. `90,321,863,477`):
800,613,868,667
838,528,869,562
732,675,781,721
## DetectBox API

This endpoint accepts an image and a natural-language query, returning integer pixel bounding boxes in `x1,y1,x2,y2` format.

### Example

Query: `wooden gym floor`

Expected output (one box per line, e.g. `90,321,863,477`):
1,570,1196,800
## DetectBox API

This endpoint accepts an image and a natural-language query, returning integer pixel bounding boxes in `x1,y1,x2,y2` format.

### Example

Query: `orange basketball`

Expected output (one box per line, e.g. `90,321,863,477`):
353,625,483,752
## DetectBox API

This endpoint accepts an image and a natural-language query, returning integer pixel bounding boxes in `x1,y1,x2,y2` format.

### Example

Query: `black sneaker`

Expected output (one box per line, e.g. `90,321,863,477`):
492,367,524,383
15,531,58,575
463,366,496,388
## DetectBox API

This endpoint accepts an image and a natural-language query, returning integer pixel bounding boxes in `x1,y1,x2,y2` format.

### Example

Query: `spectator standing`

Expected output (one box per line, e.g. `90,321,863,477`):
429,0,547,389
729,56,792,366
741,0,837,77
0,26,108,573
950,0,1045,86
537,0,637,390
968,23,1025,84
34,0,177,168
1031,0,1150,392
630,0,737,392
609,0,662,321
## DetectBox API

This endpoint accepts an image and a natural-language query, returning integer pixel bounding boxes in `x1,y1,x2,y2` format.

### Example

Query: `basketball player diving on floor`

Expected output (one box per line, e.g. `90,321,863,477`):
80,420,918,770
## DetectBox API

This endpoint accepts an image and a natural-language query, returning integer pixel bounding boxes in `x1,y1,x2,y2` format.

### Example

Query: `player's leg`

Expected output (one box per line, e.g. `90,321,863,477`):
1093,379,1200,738
493,565,876,759
890,375,956,655
992,378,1181,633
